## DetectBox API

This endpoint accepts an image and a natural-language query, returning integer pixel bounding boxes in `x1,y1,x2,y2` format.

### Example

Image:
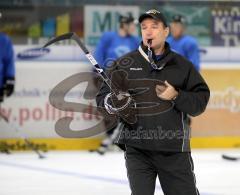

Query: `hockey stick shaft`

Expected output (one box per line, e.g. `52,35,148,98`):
43,32,119,96
0,105,45,158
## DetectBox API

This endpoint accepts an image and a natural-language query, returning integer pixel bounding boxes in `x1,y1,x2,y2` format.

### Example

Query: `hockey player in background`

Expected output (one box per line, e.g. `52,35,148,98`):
95,15,140,70
167,14,200,71
0,12,15,105
0,12,16,153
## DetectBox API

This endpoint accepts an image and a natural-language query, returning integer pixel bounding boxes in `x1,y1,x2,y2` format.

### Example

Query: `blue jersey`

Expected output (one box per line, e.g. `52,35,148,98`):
167,35,200,71
0,33,15,88
94,31,140,70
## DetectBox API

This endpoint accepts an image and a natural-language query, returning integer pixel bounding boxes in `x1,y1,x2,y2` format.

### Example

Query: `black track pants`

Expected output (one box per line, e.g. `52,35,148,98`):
125,146,200,195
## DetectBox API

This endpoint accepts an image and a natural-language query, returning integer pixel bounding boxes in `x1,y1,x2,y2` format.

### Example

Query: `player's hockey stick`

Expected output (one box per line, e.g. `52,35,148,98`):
222,154,240,161
0,106,45,159
43,32,137,123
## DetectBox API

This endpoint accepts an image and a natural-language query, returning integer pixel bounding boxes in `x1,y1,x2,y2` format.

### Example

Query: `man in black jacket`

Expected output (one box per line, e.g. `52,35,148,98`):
96,9,210,195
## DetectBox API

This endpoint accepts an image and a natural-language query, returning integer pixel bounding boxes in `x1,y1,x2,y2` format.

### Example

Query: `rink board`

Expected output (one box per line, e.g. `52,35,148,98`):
1,61,240,149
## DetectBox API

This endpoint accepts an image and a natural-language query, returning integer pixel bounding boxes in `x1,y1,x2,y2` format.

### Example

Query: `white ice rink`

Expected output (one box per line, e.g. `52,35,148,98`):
0,149,240,195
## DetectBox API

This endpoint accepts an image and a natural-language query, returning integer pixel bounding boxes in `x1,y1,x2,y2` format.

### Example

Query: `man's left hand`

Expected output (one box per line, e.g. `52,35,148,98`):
155,81,178,101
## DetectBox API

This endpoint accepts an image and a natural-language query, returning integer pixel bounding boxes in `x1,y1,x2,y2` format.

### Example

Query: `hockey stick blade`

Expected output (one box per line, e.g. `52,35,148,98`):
222,154,240,161
43,32,89,54
43,32,74,48
0,109,46,159
24,138,46,159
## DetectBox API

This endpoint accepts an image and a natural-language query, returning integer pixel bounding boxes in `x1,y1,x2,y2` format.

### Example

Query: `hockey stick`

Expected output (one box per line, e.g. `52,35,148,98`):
43,32,137,123
0,105,45,159
222,154,240,161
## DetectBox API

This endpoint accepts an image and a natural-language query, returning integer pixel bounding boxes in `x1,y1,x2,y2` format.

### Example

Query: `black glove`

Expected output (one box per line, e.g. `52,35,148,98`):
104,92,136,124
4,77,15,97
0,88,4,102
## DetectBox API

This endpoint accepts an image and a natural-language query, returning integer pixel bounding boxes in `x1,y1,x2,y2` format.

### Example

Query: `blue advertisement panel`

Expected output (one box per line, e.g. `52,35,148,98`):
211,6,240,46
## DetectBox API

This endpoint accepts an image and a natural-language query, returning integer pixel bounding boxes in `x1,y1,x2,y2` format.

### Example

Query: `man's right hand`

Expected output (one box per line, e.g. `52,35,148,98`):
104,92,132,113
104,92,136,124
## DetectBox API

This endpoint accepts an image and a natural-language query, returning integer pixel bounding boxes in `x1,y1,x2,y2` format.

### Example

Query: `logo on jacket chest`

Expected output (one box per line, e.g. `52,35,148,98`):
130,67,143,71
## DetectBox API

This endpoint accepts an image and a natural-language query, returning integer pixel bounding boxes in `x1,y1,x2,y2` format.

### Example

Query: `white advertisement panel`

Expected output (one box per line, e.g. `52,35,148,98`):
0,61,103,138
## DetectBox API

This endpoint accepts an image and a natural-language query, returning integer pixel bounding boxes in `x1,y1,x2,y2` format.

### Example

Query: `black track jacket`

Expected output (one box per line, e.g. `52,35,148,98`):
96,42,210,152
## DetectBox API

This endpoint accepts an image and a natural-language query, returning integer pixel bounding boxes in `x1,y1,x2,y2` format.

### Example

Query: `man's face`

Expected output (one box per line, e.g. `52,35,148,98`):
123,22,136,35
140,18,169,49
170,22,184,39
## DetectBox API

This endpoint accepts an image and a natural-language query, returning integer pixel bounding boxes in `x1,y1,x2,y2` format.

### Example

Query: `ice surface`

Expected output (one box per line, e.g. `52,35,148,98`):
0,149,240,195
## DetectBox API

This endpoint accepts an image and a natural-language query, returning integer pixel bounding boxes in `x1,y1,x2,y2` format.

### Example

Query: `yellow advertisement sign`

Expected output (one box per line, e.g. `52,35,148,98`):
56,13,70,36
192,68,240,138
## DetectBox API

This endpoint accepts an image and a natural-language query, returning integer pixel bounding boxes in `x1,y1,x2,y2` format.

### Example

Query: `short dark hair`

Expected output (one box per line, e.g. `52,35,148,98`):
172,15,186,24
119,15,134,24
